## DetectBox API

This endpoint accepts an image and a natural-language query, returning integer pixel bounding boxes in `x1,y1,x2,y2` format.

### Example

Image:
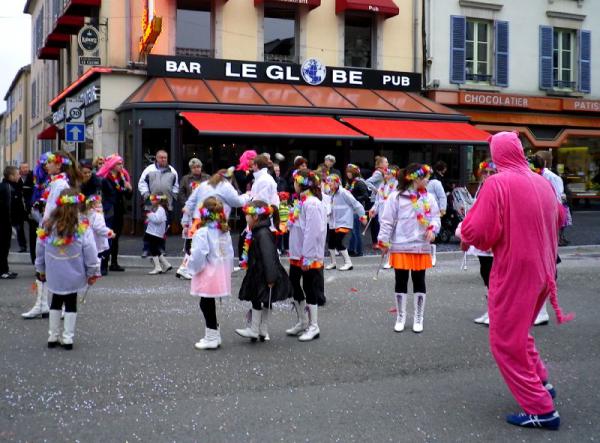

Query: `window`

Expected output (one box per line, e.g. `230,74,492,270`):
31,81,37,119
466,19,492,83
553,29,576,89
19,115,22,135
344,15,374,68
264,9,297,63
34,9,44,54
176,0,213,57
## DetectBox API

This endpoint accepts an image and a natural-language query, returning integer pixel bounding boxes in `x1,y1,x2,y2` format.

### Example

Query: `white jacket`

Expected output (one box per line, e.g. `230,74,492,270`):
426,178,447,212
329,187,365,229
378,190,441,254
88,210,111,253
146,206,167,238
288,195,327,265
542,168,565,203
250,168,279,206
182,180,248,227
371,179,398,217
43,175,70,222
187,227,234,275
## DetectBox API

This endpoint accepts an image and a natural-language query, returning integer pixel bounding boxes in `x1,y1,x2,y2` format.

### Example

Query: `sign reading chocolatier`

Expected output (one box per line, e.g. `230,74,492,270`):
147,55,422,91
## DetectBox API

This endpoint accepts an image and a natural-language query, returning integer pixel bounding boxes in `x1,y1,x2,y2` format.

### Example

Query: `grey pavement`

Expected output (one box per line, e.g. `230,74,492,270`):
1,247,599,442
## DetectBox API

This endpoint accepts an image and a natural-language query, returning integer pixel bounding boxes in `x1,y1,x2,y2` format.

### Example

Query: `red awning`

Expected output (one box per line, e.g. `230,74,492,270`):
37,125,58,140
181,112,367,139
336,0,399,18
341,118,491,144
255,0,321,9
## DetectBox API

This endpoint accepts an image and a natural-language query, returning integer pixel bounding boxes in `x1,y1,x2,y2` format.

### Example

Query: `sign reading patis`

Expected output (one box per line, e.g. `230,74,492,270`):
147,55,421,91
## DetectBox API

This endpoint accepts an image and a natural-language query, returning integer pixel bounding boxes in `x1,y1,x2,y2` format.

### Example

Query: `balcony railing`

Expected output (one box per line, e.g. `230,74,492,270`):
264,53,298,64
176,47,214,58
466,73,492,82
553,80,576,89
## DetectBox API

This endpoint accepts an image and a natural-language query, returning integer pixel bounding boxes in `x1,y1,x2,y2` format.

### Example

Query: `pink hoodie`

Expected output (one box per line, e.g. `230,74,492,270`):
97,154,131,184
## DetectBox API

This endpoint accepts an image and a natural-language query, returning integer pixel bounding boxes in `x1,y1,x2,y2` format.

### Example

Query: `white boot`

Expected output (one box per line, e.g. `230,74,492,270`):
235,308,261,339
383,252,392,269
474,311,489,325
22,280,50,319
176,255,192,279
286,300,308,336
325,250,337,270
299,304,320,341
148,256,162,274
259,309,270,342
534,302,550,326
413,293,426,333
48,310,62,348
394,293,407,332
159,254,172,272
195,328,221,350
431,244,437,267
61,312,77,350
339,250,353,271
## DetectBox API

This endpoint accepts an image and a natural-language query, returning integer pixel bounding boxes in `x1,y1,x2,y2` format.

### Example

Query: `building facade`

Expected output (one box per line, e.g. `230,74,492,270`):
3,66,31,167
425,0,600,198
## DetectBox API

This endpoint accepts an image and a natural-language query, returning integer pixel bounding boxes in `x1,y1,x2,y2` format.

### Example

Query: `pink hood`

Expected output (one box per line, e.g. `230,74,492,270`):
97,154,131,183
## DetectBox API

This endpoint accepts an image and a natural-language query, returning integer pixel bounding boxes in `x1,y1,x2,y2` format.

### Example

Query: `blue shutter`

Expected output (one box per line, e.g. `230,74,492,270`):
579,30,591,93
450,16,466,84
539,25,554,89
495,20,509,87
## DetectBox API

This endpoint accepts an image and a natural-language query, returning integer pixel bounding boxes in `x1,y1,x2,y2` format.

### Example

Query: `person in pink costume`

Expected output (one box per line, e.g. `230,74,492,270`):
460,131,574,430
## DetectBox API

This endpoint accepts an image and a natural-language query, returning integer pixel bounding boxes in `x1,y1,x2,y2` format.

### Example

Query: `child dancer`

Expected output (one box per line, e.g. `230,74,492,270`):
369,165,400,269
84,195,114,276
277,191,291,255
325,174,367,271
145,193,172,275
285,170,327,341
236,200,292,342
35,189,100,349
187,197,234,350
378,164,441,333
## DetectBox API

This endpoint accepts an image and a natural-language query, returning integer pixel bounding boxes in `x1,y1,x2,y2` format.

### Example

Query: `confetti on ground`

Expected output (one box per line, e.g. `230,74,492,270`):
389,307,397,313
350,288,358,292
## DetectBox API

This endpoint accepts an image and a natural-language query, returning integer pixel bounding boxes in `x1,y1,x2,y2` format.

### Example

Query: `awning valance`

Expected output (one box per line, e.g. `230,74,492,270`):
181,112,367,139
340,118,490,144
336,0,399,18
255,0,321,10
37,125,58,140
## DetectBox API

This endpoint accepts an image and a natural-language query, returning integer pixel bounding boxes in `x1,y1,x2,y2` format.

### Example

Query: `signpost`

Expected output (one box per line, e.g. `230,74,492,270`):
65,124,85,143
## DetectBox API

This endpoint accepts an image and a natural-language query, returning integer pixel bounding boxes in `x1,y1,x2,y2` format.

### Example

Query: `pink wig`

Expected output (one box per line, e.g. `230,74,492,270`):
236,150,257,171
97,154,131,183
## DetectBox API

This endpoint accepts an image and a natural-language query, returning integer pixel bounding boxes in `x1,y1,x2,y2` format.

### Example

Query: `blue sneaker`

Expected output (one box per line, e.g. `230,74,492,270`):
506,411,560,430
544,382,556,399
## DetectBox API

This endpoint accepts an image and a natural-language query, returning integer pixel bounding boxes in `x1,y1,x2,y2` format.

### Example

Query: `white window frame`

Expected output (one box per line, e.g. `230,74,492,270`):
553,28,576,90
465,18,493,84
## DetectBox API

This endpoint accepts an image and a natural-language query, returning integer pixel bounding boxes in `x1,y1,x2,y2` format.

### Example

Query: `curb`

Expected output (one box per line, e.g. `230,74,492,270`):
9,244,600,269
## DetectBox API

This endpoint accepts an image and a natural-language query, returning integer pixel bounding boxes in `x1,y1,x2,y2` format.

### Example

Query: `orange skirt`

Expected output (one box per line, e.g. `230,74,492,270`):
389,253,432,271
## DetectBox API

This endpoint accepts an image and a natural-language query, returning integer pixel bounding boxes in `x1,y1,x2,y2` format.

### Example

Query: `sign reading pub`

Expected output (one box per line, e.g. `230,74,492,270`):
147,55,421,92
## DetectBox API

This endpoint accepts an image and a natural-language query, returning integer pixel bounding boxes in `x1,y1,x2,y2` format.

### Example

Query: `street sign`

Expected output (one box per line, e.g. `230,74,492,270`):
66,98,84,123
65,123,85,142
79,56,101,66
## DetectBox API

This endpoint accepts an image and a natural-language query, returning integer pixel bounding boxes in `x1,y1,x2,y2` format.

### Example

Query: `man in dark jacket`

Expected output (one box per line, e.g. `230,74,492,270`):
0,166,18,279
18,163,35,258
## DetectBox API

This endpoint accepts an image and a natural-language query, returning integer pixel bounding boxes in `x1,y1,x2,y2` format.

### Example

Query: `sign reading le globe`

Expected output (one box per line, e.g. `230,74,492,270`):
301,58,326,86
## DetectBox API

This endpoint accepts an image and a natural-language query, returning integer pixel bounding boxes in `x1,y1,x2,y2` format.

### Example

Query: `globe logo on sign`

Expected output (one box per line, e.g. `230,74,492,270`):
301,58,326,86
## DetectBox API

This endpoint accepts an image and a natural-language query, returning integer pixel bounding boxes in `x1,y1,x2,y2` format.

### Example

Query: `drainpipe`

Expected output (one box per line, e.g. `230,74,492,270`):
125,0,131,65
413,0,419,74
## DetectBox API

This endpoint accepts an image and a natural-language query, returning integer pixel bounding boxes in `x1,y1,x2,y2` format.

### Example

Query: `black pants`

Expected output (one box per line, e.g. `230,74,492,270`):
328,229,351,251
289,265,326,306
370,216,380,245
106,215,123,265
477,256,494,288
0,226,11,274
145,233,163,257
184,238,193,255
50,292,77,313
394,269,426,294
28,218,38,264
12,222,26,250
199,297,218,329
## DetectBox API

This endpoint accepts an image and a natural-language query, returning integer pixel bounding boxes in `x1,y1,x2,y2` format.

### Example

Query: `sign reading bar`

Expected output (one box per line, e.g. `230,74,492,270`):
147,55,422,92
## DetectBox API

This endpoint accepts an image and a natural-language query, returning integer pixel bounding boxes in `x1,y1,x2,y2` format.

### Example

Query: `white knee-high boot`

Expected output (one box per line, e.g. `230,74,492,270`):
394,293,407,332
259,308,270,342
431,244,437,267
159,254,172,272
534,301,550,326
339,250,353,271
325,250,337,270
149,256,162,274
195,327,221,350
61,312,77,350
22,279,50,319
299,305,320,341
47,310,62,347
176,254,192,279
413,293,426,333
286,300,308,336
235,308,261,339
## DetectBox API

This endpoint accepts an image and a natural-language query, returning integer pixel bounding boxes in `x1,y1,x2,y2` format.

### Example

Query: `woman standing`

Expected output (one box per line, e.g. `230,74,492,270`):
178,158,209,206
97,154,132,273
345,164,370,256
79,159,103,198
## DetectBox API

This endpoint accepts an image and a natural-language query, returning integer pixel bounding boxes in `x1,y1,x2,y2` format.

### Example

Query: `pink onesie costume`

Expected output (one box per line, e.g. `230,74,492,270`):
461,131,573,415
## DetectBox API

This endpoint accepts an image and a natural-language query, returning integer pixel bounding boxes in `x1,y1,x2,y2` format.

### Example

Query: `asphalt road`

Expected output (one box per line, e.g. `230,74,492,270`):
1,248,599,442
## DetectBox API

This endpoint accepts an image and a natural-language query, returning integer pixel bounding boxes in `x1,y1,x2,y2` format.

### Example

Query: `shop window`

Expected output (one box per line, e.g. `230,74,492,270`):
553,29,576,89
264,8,297,63
557,137,600,197
344,14,375,68
176,0,213,57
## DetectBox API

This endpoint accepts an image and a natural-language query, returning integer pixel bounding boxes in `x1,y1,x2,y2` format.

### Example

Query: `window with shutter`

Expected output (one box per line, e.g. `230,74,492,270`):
539,25,553,89
450,16,466,84
579,30,591,93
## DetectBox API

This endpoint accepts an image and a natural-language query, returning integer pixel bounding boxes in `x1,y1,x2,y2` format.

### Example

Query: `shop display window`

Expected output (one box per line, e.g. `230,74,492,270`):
557,137,600,196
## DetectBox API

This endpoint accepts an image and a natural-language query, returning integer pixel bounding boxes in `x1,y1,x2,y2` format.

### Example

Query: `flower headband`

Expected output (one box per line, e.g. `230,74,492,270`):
479,161,496,172
327,174,341,184
199,206,226,221
243,204,274,216
46,153,72,166
405,165,432,181
149,194,167,204
56,193,85,206
86,194,102,204
219,166,235,178
293,170,318,187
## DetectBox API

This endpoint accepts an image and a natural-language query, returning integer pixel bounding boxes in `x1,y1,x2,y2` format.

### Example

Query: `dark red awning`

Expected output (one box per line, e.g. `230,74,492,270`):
37,125,58,140
181,112,367,139
254,0,321,9
336,0,399,18
341,118,490,144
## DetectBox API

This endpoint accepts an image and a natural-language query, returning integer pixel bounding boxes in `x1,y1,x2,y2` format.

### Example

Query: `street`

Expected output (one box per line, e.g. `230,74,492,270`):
1,247,599,442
